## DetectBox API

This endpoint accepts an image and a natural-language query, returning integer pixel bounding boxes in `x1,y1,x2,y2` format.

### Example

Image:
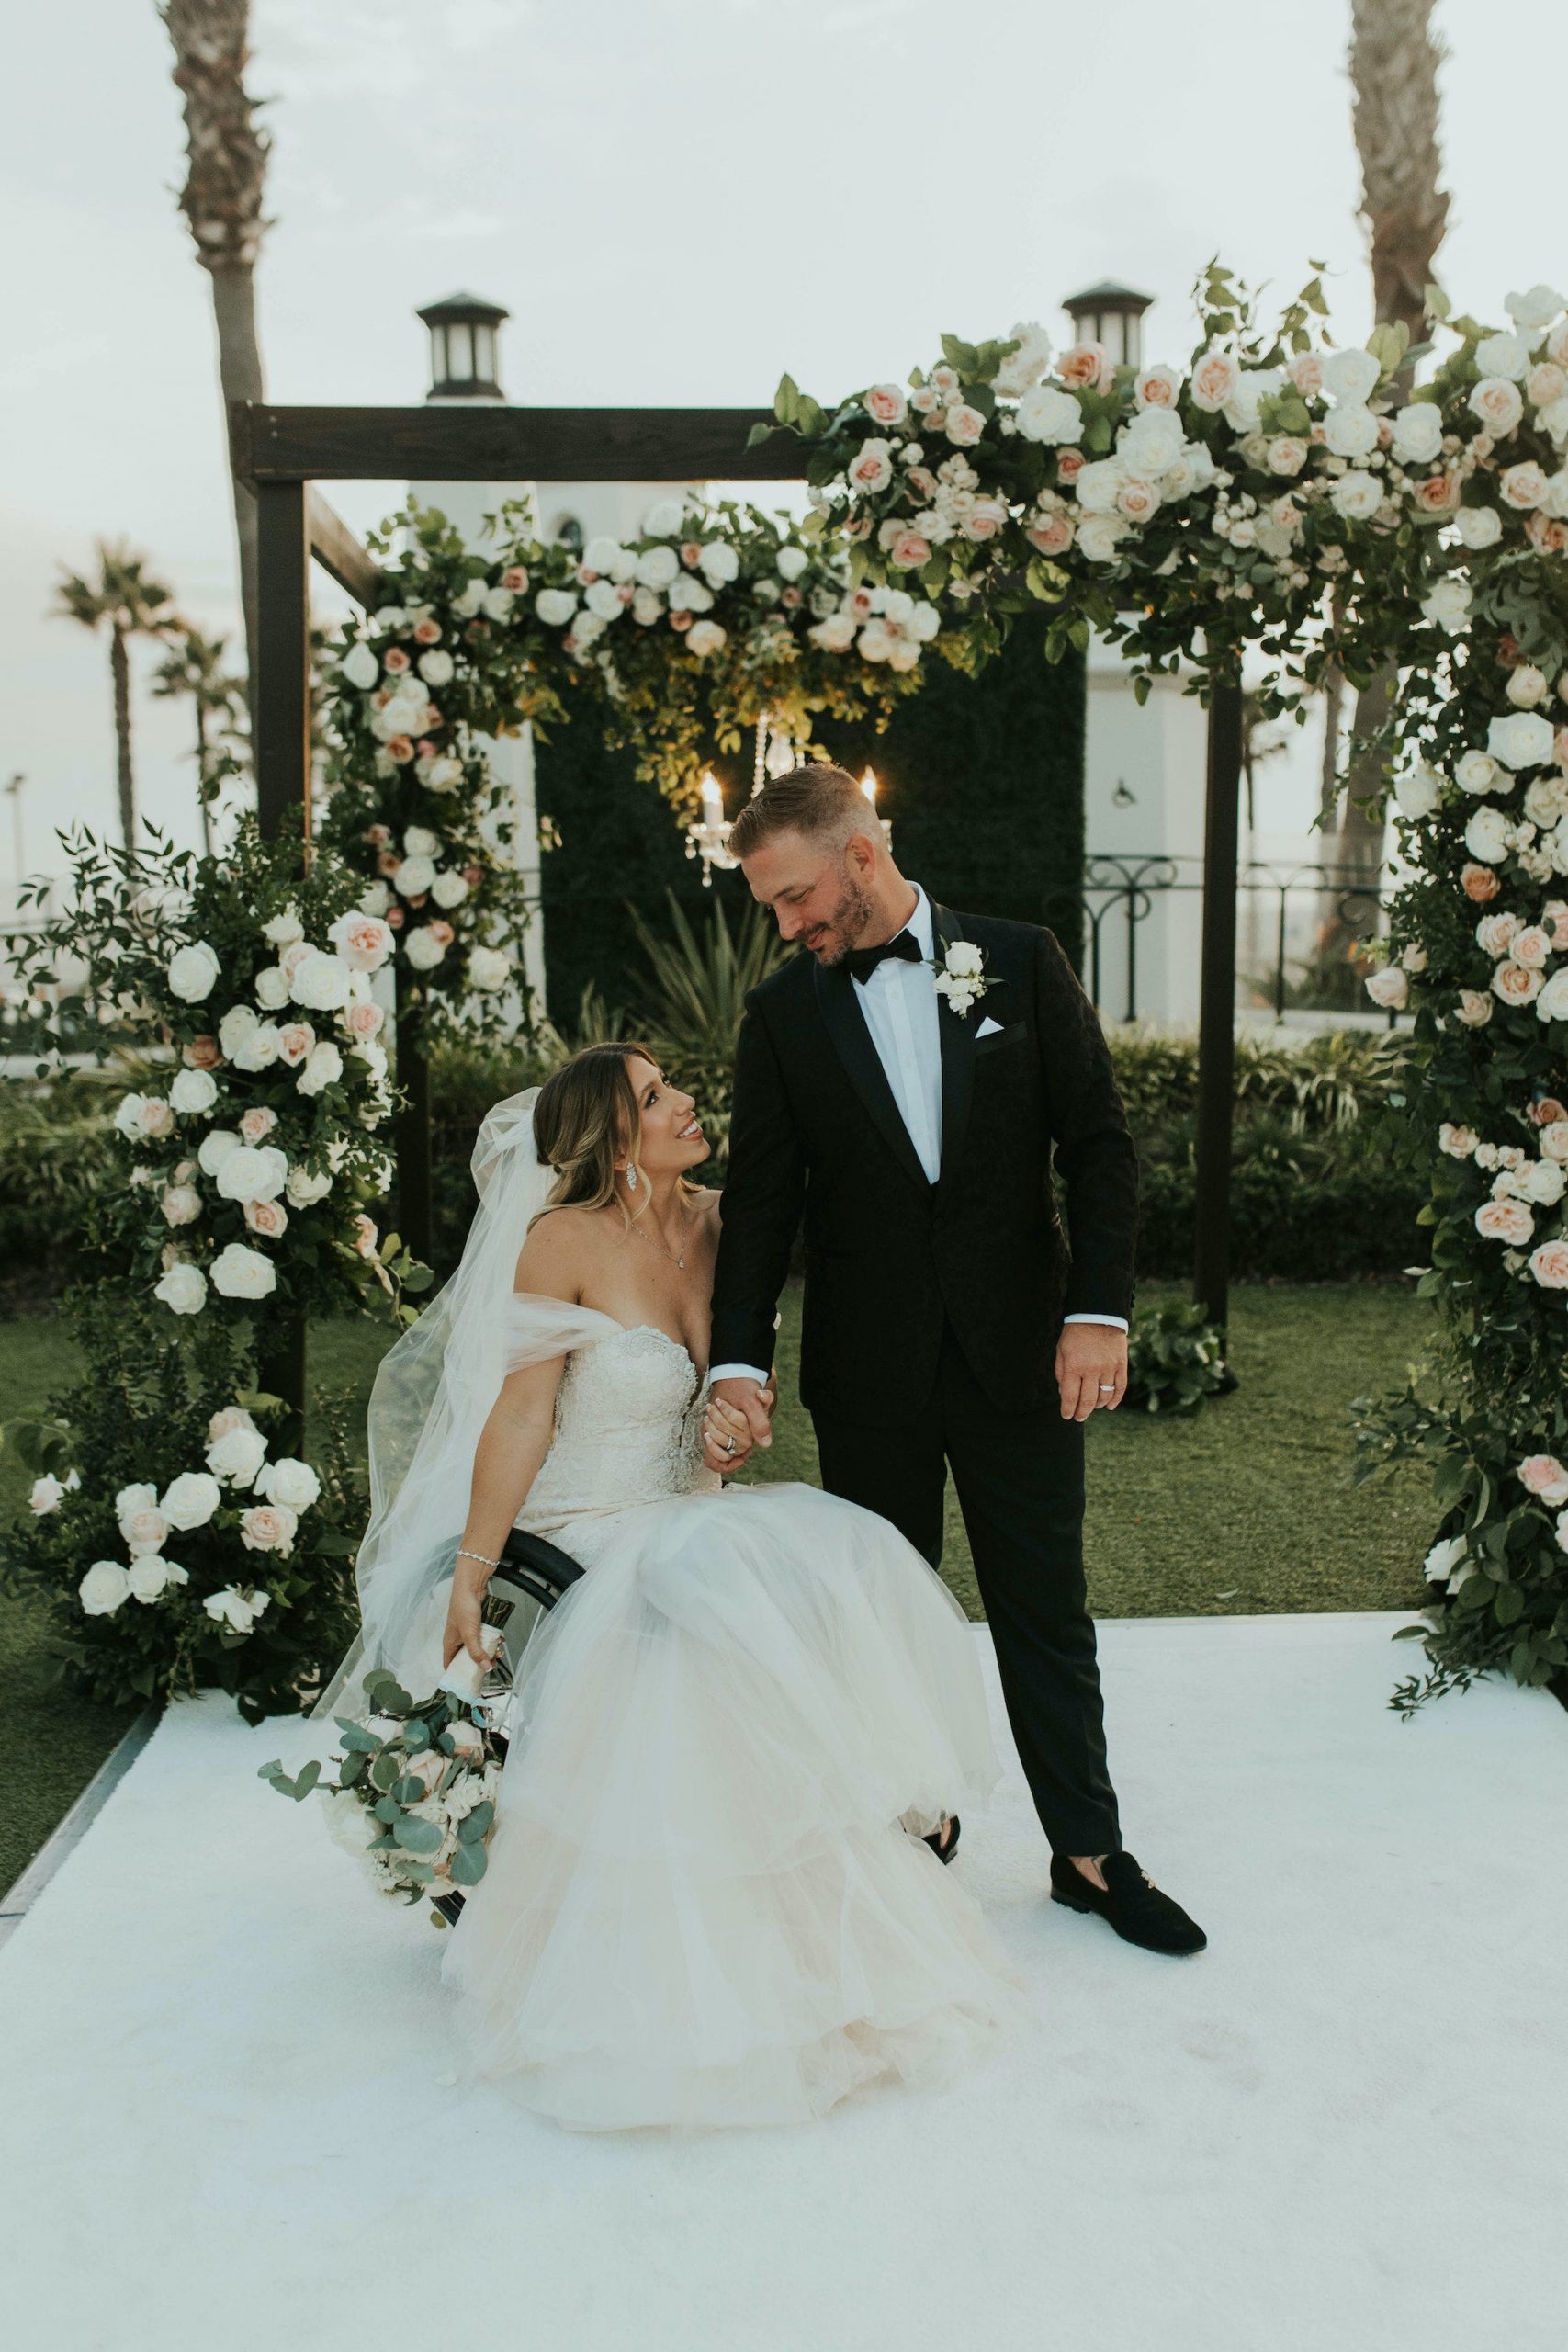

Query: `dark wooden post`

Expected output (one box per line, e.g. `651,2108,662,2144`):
393,968,434,1270
253,478,311,1446
1193,673,1243,1356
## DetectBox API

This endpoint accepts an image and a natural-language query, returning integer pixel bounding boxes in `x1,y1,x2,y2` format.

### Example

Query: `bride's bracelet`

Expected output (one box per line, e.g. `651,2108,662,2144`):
456,1545,503,1575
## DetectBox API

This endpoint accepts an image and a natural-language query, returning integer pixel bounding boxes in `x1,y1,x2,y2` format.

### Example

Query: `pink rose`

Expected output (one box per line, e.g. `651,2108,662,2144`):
1455,989,1494,1026
502,566,529,593
961,497,1009,542
344,1000,384,1039
1527,514,1568,554
385,736,415,764
377,851,400,877
1475,911,1520,956
1518,1453,1568,1504
413,617,442,645
1134,367,1179,409
1539,1118,1568,1160
849,441,895,495
1056,449,1086,485
1528,1239,1568,1288
865,383,908,427
382,645,411,673
1492,959,1543,1005
1190,346,1241,413
331,913,395,971
1501,460,1550,510
462,865,484,888
1414,472,1460,513
781,585,803,609
1511,925,1552,968
244,1197,288,1240
1059,341,1111,391
184,1035,221,1069
1470,378,1524,435
1289,353,1324,397
276,1023,315,1067
943,403,987,447
680,540,703,569
239,1107,278,1144
1365,966,1408,1011
1026,514,1074,556
427,920,455,948
1475,1197,1535,1244
1115,479,1160,524
887,530,932,570
847,585,877,621
1461,864,1501,903
669,608,694,632
279,940,313,980
1528,363,1567,410
240,1502,298,1555
1530,1091,1568,1124
353,1213,378,1259
905,467,937,502
367,823,391,847
909,385,940,415
387,906,404,930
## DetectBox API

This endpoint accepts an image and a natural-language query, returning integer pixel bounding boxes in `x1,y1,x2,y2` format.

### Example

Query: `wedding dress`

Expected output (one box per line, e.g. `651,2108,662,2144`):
440,1299,1029,2132
317,1089,1027,2133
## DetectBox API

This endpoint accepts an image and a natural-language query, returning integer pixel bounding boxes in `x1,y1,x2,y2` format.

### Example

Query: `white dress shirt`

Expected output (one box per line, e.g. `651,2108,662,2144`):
709,883,1127,1388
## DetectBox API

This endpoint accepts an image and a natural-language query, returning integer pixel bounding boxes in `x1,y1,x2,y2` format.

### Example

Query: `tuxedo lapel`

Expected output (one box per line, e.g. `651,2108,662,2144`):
812,956,931,1195
931,902,977,1189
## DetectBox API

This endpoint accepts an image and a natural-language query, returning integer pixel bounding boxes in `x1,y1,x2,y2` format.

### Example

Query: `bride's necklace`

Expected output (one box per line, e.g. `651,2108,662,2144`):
627,1200,693,1272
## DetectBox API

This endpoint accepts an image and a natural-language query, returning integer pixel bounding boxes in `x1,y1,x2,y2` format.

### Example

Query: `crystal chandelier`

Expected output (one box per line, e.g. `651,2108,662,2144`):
684,719,889,886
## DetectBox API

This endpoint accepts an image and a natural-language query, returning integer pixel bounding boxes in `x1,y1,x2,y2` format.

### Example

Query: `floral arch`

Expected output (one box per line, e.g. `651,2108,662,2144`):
13,262,1568,1715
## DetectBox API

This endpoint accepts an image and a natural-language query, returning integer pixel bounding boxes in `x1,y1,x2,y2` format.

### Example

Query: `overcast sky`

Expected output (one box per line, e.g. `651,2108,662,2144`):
6,0,1564,874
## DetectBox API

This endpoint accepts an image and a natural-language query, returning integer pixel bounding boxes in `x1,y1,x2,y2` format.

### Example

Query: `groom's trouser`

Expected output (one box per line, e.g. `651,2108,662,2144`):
810,1319,1122,1859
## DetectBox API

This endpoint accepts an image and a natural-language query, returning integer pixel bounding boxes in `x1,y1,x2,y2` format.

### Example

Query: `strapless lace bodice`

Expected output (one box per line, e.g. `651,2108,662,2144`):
520,1323,720,1554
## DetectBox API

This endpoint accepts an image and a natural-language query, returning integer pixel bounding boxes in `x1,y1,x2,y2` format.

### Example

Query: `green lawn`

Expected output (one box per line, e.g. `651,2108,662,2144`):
1,1280,1437,1896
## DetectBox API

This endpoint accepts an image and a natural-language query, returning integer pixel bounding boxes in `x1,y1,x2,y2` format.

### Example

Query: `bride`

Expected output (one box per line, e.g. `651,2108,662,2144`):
335,1041,1027,2132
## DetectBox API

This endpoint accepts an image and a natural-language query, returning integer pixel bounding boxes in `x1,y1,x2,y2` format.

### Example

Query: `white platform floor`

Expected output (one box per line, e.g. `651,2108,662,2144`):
2,1611,1564,2352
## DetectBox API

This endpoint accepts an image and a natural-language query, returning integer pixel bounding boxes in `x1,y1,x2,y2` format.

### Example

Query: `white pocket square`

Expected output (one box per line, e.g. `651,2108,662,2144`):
976,1015,1004,1038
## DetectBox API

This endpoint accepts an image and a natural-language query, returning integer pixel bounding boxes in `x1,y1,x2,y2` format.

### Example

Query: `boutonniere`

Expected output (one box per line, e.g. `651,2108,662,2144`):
931,941,995,1017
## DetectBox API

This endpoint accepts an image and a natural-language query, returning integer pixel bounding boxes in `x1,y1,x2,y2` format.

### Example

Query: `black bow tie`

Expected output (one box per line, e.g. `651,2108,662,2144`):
842,928,923,985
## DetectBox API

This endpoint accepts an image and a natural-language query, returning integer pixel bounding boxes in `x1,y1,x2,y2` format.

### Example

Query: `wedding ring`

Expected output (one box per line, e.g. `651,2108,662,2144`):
1097,1381,1116,1390
722,1436,736,1454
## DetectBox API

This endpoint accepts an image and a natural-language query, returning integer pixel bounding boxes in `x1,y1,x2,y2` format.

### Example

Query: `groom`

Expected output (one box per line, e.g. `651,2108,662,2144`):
705,763,1204,1957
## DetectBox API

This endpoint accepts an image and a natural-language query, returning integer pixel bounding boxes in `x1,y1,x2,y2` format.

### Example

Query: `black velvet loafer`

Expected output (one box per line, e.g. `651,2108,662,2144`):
922,1815,961,1865
1050,1850,1206,1954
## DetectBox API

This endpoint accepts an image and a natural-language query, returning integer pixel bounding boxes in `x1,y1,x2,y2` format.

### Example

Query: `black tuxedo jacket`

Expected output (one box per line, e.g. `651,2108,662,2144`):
709,900,1140,1425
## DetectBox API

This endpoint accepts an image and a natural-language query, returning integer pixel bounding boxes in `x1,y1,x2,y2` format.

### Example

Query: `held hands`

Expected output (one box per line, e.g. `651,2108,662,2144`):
703,1377,776,1473
1055,1323,1128,1421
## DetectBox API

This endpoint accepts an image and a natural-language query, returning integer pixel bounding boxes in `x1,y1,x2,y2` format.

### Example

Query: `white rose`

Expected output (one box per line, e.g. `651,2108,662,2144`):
697,540,739,587
80,1560,131,1616
430,870,469,910
1475,330,1530,383
1331,471,1382,521
203,1585,268,1634
262,905,304,947
1500,460,1550,511
810,611,858,652
1455,751,1503,796
1421,577,1472,634
197,1128,243,1178
666,571,713,614
207,1421,269,1487
326,911,394,971
1463,805,1513,863
339,640,378,690
231,1022,282,1074
114,1091,148,1139
161,1470,222,1531
1488,711,1555,770
945,943,983,978
685,619,727,659
254,964,290,1012
154,1262,208,1316
643,499,685,537
534,587,578,627
1118,407,1185,476
1365,966,1408,1010
1452,504,1504,548
1393,766,1441,820
634,545,680,591
416,649,454,687
1539,393,1568,447
217,1004,260,1059
167,1067,217,1118
577,578,618,622
1391,401,1444,464
161,1182,202,1227
467,944,510,992
166,942,221,1004
480,587,513,623
994,322,1054,397
1470,377,1524,435
255,1456,321,1512
215,1144,288,1204
775,545,809,582
1071,458,1125,516
118,1498,169,1555
1536,967,1568,1023
29,1472,68,1515
404,925,448,972
1015,385,1085,446
1507,664,1550,709
323,1788,381,1857
1506,285,1566,331
288,949,352,1012
285,1164,333,1207
393,855,436,899
1323,402,1380,459
423,758,464,796
1322,346,1382,405
209,1242,277,1301
1076,515,1129,563
297,1041,344,1097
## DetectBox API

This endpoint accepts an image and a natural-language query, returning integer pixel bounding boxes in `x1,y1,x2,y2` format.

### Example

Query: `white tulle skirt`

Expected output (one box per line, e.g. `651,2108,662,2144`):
440,1480,1030,2132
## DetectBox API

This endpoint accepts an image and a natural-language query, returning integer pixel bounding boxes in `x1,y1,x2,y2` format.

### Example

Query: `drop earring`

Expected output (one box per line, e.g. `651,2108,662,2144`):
626,1165,637,1190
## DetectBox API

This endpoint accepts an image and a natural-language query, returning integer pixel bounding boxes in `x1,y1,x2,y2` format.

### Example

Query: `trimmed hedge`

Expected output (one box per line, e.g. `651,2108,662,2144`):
1136,1160,1427,1282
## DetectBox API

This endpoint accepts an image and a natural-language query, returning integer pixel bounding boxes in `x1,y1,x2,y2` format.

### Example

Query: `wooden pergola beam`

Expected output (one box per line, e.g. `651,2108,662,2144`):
231,402,801,486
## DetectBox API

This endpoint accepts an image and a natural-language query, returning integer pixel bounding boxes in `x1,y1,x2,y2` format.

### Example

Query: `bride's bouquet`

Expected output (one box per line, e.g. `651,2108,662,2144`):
261,1637,506,1928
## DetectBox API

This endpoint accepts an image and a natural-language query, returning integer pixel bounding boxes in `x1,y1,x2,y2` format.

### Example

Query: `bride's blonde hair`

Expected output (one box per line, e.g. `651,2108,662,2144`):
528,1044,697,1229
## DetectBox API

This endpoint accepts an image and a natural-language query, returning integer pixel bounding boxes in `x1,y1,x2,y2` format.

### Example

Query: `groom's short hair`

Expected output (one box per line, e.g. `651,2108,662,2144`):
728,763,871,860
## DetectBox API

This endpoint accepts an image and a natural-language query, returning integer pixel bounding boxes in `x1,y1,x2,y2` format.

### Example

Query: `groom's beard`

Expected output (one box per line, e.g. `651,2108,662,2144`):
807,873,876,965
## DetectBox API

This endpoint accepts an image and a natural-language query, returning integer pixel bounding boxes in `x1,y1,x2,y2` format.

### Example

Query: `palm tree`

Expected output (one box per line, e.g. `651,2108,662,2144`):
1337,1,1450,899
53,545,178,846
151,625,249,854
161,1,271,701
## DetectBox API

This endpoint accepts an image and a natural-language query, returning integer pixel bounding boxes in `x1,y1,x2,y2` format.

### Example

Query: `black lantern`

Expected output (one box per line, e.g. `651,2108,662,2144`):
417,291,509,399
1061,280,1154,371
